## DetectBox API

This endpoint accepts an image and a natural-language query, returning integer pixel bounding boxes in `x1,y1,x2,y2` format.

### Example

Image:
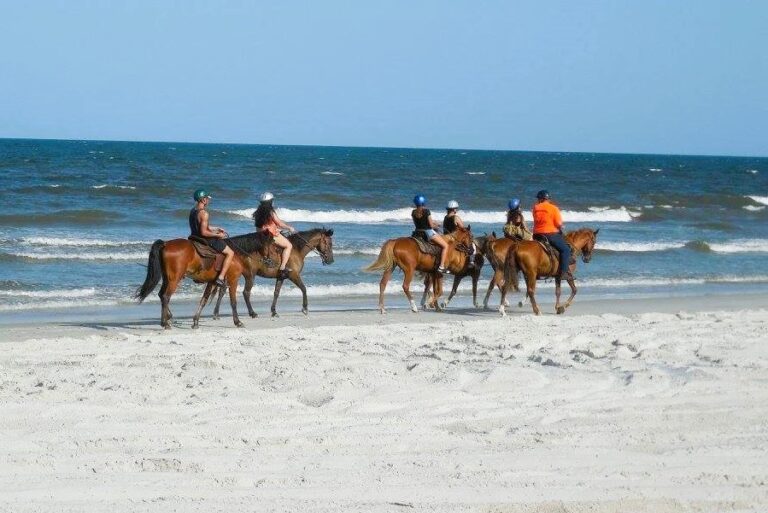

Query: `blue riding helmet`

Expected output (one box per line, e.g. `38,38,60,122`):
193,189,211,201
508,198,521,210
536,190,550,200
413,194,426,206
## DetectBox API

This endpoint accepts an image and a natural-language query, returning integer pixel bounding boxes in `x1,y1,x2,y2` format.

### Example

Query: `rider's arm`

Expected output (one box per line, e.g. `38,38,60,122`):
272,212,294,232
428,215,440,231
554,206,564,233
454,216,466,229
198,210,225,238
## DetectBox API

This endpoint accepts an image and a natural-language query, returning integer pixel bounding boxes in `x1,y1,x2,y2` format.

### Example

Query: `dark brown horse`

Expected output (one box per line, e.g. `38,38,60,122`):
364,226,473,313
420,235,487,309
210,228,334,320
135,235,268,328
500,228,599,316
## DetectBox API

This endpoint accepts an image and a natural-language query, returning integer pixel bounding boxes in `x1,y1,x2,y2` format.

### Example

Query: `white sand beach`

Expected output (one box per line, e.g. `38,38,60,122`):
1,296,767,512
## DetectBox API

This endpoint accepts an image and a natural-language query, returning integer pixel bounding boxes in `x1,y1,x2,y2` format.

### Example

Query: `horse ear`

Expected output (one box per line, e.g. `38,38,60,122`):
594,228,600,236
326,228,334,236
492,231,497,238
466,224,471,231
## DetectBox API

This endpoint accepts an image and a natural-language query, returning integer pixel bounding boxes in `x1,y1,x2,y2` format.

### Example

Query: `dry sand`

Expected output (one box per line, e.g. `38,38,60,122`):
1,297,767,512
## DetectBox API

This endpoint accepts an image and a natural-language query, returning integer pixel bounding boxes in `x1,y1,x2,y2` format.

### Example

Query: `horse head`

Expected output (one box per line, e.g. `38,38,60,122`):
571,228,599,263
318,227,335,265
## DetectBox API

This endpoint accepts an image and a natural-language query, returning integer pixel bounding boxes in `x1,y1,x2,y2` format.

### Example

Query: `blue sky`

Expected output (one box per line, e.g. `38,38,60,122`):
1,1,766,156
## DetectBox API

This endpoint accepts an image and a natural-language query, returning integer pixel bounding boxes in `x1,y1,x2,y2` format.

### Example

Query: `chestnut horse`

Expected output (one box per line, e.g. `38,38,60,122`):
209,228,334,320
135,235,268,328
364,226,473,313
500,228,599,316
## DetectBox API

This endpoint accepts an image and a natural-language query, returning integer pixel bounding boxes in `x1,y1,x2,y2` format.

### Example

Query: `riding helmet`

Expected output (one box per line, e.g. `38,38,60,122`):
193,189,211,201
260,192,275,203
413,194,426,207
446,200,459,210
508,198,521,210
536,190,550,200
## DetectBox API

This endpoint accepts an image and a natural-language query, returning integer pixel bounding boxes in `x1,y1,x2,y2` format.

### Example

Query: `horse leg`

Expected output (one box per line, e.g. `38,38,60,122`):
293,275,309,315
433,274,444,311
270,278,284,318
378,268,393,314
213,285,225,319
471,269,480,308
562,274,578,311
228,276,243,327
555,277,564,314
443,274,461,308
192,282,215,329
402,268,418,313
482,274,496,310
243,276,257,318
420,274,431,309
525,271,540,315
160,276,181,329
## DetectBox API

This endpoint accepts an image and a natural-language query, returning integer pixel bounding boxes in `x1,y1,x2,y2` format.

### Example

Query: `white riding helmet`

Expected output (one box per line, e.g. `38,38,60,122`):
259,192,274,203
446,200,459,210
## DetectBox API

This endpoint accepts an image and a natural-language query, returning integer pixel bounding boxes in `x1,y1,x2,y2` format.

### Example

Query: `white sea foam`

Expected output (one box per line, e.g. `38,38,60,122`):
20,237,150,247
11,251,147,261
743,205,765,212
321,171,344,176
48,184,61,188
0,288,96,299
747,169,758,174
747,195,768,205
0,299,118,312
599,241,686,252
649,168,662,172
708,239,768,254
228,206,637,224
91,184,136,190
466,172,485,175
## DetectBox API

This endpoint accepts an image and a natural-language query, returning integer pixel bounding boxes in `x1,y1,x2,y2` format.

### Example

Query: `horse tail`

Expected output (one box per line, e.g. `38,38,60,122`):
364,239,396,273
135,239,165,302
503,244,520,292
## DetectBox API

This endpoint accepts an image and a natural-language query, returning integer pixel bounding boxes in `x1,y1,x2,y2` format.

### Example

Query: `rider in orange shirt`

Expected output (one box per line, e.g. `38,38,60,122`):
532,190,572,279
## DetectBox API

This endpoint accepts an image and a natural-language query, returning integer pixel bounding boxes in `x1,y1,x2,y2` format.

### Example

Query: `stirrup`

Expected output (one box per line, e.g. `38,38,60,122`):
437,266,451,275
214,278,226,288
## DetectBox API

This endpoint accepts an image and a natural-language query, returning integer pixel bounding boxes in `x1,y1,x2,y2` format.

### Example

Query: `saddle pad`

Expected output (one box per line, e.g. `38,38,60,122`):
189,239,220,260
410,236,442,256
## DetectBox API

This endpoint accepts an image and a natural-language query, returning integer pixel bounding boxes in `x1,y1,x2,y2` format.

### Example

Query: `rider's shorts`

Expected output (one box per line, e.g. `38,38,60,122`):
424,229,437,239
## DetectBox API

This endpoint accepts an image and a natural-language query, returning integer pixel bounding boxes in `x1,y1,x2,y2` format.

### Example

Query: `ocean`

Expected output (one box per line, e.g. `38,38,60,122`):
1,138,767,319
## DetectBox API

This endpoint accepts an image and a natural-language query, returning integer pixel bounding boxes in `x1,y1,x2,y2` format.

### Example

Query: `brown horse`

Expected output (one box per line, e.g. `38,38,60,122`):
500,228,599,316
135,235,268,329
420,235,487,309
364,226,474,313
210,228,334,320
477,233,524,310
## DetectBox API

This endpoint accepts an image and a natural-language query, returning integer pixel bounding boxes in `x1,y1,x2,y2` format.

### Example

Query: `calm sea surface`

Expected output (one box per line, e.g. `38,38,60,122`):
1,138,767,317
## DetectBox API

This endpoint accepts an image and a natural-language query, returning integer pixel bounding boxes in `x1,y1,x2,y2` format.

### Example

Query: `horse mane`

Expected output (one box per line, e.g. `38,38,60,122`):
566,227,595,241
226,227,328,255
288,228,327,250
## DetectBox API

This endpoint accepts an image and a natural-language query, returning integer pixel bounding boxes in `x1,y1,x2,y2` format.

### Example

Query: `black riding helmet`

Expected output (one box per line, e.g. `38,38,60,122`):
536,190,550,200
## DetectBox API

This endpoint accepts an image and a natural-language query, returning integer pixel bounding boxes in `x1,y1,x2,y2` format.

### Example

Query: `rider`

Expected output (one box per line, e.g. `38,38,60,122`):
532,189,572,279
189,189,234,287
253,192,295,280
503,198,533,241
412,194,450,274
442,200,466,234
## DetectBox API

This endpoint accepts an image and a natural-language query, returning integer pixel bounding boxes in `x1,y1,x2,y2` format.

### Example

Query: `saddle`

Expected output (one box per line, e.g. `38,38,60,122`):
533,235,576,277
188,236,225,273
410,231,442,256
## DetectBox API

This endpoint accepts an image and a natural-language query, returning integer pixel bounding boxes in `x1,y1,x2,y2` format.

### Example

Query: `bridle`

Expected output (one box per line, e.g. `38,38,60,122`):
291,231,332,265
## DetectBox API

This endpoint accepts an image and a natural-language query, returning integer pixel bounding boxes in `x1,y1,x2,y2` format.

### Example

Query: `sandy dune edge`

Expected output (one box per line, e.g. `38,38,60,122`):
1,309,767,512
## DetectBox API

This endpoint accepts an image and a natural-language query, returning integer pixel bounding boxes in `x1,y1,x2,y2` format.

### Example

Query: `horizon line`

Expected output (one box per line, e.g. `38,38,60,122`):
1,135,767,160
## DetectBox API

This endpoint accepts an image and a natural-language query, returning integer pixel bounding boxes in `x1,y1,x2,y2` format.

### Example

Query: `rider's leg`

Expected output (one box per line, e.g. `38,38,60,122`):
431,234,449,269
274,233,292,270
217,245,235,282
547,234,571,276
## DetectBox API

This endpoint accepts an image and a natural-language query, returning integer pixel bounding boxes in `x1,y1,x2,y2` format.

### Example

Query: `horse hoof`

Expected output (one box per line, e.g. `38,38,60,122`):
212,315,220,320
499,306,506,317
271,312,279,318
518,302,524,308
235,321,245,328
249,312,258,318
556,306,565,315
192,323,199,329
440,302,447,309
380,308,386,315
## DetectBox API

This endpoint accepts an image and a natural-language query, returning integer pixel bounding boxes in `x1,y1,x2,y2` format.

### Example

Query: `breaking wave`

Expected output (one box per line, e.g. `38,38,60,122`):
228,206,638,224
